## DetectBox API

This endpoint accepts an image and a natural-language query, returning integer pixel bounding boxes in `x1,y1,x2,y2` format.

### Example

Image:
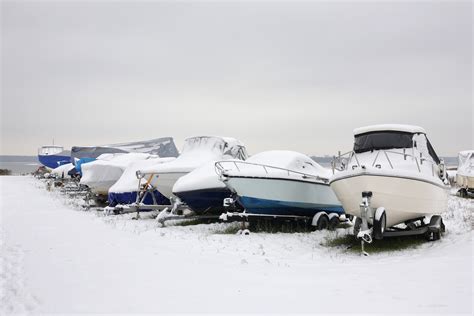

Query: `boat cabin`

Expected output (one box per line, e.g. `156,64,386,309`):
353,124,440,164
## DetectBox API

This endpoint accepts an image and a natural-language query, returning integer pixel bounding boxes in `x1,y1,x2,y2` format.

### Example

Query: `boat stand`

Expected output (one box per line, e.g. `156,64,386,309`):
356,191,445,256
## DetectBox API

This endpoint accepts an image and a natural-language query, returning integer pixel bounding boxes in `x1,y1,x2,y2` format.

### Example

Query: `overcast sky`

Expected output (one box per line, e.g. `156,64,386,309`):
1,0,472,156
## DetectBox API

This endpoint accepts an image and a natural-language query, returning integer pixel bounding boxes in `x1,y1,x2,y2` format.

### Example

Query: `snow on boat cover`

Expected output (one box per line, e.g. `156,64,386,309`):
71,137,179,163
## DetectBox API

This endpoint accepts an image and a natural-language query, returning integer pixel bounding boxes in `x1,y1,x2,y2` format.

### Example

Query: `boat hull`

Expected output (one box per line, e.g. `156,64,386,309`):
224,177,344,217
108,190,171,207
330,173,448,227
174,188,241,215
38,154,71,169
150,172,188,199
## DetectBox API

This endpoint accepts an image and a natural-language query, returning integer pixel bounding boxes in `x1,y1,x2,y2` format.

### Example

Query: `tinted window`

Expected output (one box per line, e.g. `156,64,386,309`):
354,131,413,153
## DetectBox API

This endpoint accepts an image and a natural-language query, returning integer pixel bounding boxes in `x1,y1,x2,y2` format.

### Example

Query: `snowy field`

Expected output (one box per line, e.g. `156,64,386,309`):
1,176,472,314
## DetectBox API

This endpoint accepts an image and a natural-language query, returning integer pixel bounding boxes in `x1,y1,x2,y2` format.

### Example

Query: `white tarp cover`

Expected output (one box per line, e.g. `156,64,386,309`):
139,136,247,174
51,163,75,177
80,153,154,189
109,157,176,194
457,150,474,176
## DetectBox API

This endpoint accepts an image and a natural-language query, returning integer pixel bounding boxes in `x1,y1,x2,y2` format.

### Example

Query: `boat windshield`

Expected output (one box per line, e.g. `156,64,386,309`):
38,146,64,155
354,131,413,153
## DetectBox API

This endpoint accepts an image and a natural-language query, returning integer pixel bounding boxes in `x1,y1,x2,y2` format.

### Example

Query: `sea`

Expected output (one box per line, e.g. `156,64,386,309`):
0,156,42,175
0,155,459,176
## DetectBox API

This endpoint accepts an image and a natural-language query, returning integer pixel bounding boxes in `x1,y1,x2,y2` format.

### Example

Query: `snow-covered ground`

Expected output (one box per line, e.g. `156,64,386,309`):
0,176,472,314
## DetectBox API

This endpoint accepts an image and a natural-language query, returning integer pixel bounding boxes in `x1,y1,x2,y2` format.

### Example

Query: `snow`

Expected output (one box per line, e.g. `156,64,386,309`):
50,163,75,177
457,150,474,177
109,157,175,193
354,124,426,135
1,176,472,314
139,136,247,174
173,160,233,193
80,153,154,192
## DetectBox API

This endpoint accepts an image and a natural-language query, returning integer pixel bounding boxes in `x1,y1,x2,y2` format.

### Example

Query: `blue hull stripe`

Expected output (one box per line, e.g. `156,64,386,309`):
238,196,344,217
108,190,170,208
38,154,71,169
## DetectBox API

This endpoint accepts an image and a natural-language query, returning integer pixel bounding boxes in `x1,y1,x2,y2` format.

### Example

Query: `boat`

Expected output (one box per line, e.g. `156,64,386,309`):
172,160,245,215
80,153,156,196
71,137,179,174
37,145,71,169
216,150,344,223
456,150,474,197
138,136,248,200
108,157,176,207
329,124,448,242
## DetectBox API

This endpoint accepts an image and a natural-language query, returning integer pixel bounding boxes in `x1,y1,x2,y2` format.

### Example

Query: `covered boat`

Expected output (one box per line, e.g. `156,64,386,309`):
456,150,474,197
138,136,248,200
80,153,157,195
38,146,71,169
172,160,245,215
329,124,448,241
108,157,175,207
71,137,179,173
216,150,343,217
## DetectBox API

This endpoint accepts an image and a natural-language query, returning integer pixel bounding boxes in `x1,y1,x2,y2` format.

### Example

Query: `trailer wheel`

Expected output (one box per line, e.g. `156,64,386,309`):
315,214,329,230
353,217,362,236
373,208,386,240
328,215,339,230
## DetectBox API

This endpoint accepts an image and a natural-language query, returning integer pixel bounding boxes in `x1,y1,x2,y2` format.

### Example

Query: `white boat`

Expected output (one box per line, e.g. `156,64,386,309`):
80,153,157,195
138,136,248,200
456,150,474,197
216,150,344,221
329,124,448,240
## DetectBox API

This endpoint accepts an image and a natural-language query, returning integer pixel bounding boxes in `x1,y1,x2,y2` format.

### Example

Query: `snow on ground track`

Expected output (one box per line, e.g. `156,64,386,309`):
1,176,472,314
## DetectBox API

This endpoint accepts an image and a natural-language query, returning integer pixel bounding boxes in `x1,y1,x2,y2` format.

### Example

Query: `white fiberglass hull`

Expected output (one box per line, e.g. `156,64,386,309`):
456,173,474,190
86,180,117,195
330,171,448,228
224,176,343,216
149,172,188,199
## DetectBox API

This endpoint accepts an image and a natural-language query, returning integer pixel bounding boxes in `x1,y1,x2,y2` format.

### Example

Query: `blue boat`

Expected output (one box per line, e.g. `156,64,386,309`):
37,146,71,169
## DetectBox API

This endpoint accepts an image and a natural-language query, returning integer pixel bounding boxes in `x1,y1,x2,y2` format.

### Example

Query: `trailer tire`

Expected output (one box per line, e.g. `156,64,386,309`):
328,215,339,230
373,208,386,240
315,214,329,230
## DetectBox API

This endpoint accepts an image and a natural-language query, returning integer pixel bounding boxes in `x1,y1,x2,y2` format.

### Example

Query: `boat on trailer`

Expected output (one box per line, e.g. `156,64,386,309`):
216,150,344,229
172,160,245,215
38,145,71,169
80,153,159,196
329,124,448,252
138,136,248,201
456,150,474,198
107,156,176,210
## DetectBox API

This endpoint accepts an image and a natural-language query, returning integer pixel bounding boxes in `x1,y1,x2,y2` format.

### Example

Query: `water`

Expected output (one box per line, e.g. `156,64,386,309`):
0,156,41,175
0,155,458,176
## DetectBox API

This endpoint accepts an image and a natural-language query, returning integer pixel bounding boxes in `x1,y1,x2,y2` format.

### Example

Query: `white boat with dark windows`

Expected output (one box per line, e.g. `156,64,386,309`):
456,150,474,197
329,124,449,249
216,150,344,229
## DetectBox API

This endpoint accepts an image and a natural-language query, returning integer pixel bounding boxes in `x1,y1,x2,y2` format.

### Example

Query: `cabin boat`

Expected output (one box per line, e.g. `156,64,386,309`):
329,124,448,242
37,146,71,169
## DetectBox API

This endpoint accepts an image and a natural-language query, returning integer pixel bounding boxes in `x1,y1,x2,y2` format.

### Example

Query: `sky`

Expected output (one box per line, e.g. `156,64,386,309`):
1,0,472,156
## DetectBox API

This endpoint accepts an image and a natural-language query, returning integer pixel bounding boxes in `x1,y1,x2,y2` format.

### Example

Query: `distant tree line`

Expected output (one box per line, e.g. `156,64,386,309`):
0,169,12,175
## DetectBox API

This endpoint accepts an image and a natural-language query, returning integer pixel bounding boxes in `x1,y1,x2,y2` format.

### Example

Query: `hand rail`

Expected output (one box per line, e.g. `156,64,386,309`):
215,160,329,183
332,149,438,175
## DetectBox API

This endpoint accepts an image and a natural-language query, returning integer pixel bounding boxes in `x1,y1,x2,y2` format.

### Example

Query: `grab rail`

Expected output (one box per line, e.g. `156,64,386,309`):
332,149,439,176
215,160,329,184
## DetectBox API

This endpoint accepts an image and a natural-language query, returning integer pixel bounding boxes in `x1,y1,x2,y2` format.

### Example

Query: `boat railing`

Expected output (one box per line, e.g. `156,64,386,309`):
332,149,440,176
215,160,329,183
